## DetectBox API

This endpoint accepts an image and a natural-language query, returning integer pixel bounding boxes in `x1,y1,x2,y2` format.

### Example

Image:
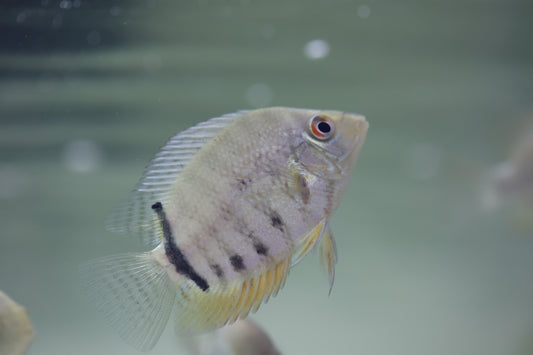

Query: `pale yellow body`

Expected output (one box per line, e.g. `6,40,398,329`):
85,107,368,351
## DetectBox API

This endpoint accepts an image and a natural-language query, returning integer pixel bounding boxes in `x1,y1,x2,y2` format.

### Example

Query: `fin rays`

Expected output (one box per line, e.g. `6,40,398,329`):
105,111,248,246
81,252,177,351
174,258,291,334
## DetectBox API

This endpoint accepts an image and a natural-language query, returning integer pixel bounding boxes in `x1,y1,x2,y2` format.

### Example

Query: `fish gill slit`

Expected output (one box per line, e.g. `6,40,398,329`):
151,202,210,292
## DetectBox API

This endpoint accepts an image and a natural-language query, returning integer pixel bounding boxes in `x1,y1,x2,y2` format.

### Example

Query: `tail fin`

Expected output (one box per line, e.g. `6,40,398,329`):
81,252,177,351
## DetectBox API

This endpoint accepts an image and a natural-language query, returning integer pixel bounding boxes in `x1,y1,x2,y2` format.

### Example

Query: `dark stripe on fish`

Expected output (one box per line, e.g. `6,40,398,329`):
269,210,284,232
254,242,269,256
151,202,209,292
230,254,245,272
210,264,224,278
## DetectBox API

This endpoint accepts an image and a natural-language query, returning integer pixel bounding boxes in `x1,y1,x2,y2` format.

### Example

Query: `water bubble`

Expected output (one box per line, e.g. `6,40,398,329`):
246,83,273,108
357,5,371,18
0,165,31,200
303,39,330,60
87,30,101,46
59,0,72,9
405,143,442,181
63,140,103,173
110,6,121,16
261,24,275,39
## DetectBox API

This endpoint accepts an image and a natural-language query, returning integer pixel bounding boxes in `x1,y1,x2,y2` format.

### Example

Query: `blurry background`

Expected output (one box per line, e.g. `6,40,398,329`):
1,0,532,354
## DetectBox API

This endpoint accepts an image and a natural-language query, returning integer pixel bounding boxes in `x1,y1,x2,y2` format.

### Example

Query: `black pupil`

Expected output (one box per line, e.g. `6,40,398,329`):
317,121,331,134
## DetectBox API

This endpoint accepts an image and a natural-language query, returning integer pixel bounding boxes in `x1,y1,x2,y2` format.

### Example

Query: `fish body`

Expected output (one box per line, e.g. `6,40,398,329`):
84,107,368,351
0,290,34,355
485,125,533,210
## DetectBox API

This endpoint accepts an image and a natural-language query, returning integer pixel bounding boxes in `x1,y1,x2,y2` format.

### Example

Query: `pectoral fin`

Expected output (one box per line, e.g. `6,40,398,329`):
291,219,327,267
319,225,337,296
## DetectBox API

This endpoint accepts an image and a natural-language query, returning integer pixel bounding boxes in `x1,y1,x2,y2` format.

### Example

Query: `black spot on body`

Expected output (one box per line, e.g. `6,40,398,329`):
210,264,224,278
237,177,252,191
254,242,269,256
270,210,284,231
151,202,163,211
230,255,245,271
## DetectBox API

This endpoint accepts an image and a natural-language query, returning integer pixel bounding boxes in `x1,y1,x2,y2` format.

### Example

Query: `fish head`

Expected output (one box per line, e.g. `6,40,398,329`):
296,110,368,180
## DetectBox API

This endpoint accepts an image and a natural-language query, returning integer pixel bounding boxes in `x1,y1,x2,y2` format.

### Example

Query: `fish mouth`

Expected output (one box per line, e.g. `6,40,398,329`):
335,112,368,163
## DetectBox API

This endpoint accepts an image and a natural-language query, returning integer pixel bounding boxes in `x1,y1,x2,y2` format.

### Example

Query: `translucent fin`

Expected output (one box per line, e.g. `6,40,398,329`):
81,252,177,351
291,219,327,267
318,225,338,295
173,257,291,334
105,110,248,246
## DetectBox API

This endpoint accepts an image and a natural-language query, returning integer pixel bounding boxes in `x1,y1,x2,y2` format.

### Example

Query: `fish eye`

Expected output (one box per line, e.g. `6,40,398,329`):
308,115,335,141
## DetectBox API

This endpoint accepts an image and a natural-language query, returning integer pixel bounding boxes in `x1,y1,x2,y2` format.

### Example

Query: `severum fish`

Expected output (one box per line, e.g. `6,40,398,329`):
484,123,533,211
0,290,34,355
83,107,368,351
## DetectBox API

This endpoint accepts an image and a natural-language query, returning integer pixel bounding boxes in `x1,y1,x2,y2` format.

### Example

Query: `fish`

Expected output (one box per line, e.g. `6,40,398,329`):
184,319,281,355
484,123,533,211
0,290,34,355
82,107,368,351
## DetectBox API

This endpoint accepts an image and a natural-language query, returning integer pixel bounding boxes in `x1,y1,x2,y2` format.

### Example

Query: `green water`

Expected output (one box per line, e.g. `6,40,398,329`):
1,1,532,354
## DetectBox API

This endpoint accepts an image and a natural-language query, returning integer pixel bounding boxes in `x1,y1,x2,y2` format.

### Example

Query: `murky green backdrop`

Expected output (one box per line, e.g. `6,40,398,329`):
1,0,532,354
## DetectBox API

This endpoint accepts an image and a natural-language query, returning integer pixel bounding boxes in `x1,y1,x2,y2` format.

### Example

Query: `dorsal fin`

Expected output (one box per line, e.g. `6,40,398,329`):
105,110,249,246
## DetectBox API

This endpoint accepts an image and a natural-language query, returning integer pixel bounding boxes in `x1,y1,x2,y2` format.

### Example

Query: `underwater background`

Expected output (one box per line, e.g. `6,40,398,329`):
1,0,533,354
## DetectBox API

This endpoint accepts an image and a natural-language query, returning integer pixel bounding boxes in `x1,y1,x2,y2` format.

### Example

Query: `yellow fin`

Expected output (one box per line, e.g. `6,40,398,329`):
319,225,337,295
174,258,291,334
291,219,327,267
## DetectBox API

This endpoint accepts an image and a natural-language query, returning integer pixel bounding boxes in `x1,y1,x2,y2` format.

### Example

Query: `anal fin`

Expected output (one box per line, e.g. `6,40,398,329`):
173,258,291,334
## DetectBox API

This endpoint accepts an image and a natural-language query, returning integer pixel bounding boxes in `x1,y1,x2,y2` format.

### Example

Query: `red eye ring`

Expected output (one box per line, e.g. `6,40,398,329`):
309,115,335,141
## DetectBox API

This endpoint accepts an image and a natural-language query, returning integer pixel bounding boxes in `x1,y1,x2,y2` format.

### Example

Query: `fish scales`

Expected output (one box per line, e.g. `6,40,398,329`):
84,107,368,351
167,116,307,280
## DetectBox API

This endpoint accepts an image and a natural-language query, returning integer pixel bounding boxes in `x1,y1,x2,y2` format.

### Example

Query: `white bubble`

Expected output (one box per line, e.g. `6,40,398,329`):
246,83,273,108
357,5,371,18
0,165,31,200
405,143,442,181
59,0,72,9
87,30,101,46
303,39,330,60
63,140,103,173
